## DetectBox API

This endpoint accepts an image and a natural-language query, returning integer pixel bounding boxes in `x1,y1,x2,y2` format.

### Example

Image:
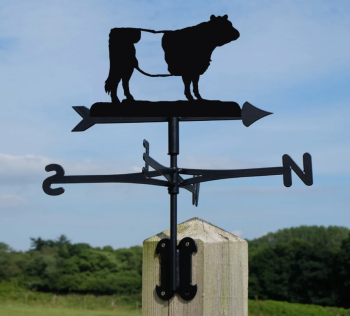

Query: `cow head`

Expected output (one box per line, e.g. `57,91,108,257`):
209,15,240,47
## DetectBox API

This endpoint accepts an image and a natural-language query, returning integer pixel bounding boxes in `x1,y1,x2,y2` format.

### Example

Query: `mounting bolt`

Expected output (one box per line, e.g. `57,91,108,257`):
186,242,190,246
161,291,165,296
161,243,166,248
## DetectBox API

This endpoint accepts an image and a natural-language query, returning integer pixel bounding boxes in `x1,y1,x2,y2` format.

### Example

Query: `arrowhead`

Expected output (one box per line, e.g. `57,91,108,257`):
241,102,272,127
72,106,95,132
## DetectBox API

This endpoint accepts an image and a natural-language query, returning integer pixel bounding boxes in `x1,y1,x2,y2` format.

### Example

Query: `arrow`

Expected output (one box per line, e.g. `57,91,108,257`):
72,101,272,131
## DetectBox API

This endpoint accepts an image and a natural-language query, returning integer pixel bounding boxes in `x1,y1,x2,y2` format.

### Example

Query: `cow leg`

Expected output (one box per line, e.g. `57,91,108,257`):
111,77,121,104
182,75,194,101
122,67,135,101
192,74,202,100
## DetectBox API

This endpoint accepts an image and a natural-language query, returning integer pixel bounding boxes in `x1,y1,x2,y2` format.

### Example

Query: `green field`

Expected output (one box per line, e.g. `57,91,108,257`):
1,293,350,316
0,304,139,316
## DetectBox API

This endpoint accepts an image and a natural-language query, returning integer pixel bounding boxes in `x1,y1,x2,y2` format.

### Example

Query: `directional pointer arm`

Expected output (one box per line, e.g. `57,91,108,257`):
43,164,168,196
179,167,284,185
179,153,313,187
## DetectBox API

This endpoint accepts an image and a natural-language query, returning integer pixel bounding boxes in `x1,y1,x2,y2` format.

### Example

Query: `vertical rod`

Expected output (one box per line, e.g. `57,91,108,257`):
168,117,179,294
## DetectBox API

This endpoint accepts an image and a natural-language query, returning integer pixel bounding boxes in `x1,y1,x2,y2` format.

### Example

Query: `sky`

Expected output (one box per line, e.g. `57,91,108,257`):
0,0,349,251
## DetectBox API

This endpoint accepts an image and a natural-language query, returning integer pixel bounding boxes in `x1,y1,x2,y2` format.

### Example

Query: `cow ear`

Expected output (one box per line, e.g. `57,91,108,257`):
223,14,228,20
210,15,216,20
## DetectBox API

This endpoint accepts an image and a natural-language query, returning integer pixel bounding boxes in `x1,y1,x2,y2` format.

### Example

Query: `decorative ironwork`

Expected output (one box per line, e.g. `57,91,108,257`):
43,106,313,301
43,15,313,301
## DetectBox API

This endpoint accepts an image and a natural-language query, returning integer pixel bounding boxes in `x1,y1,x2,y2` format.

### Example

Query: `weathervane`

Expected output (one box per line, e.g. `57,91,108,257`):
43,15,313,302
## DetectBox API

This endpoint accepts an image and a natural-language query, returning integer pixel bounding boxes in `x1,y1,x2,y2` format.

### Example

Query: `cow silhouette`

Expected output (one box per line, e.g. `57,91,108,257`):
105,15,240,103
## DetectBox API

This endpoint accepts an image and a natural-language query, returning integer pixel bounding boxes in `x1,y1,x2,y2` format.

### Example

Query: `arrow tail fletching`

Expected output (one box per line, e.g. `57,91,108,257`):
72,106,95,131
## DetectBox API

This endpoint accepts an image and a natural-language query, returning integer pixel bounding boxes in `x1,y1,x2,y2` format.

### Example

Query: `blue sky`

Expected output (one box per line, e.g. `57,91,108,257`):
0,0,349,251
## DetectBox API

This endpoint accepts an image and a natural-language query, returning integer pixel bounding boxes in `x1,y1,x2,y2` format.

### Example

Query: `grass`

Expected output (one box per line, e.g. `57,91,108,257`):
0,288,349,316
1,300,350,316
0,285,142,316
0,303,140,316
249,299,350,316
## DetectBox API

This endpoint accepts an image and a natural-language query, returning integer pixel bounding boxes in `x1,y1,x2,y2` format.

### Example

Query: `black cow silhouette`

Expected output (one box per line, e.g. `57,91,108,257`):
105,15,240,103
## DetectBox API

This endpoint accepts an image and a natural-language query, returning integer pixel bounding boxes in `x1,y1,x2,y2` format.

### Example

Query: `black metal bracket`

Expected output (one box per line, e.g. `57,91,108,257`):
156,237,197,301
142,139,200,205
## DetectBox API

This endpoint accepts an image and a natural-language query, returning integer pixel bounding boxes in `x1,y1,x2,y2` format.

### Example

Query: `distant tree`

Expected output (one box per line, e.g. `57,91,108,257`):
30,237,56,251
102,245,114,252
68,243,91,256
249,238,338,306
115,246,142,275
334,232,350,308
55,235,71,248
0,242,11,252
247,225,350,250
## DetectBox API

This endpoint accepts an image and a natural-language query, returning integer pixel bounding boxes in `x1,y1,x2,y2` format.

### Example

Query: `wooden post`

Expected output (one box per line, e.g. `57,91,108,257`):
142,217,248,316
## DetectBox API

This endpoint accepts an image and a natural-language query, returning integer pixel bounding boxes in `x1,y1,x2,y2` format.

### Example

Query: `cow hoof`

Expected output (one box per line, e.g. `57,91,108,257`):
123,99,135,103
124,95,135,102
111,97,120,104
185,95,194,101
194,93,203,100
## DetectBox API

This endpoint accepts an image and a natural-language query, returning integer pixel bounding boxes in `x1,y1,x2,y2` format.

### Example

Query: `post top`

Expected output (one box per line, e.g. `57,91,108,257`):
144,217,247,244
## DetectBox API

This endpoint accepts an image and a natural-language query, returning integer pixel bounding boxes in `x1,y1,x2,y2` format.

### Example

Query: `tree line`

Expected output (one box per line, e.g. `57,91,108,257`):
247,225,350,308
0,236,142,295
0,225,349,308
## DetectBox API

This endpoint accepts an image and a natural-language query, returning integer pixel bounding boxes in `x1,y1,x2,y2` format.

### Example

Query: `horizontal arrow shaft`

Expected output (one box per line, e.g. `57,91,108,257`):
72,102,272,131
180,167,285,185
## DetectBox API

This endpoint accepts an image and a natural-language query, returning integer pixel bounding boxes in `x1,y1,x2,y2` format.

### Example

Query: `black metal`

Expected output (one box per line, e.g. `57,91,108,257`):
71,102,272,132
42,164,168,196
192,176,200,207
155,238,173,301
43,152,312,198
143,141,174,183
168,117,179,294
179,153,313,187
89,101,242,117
241,102,272,127
283,153,313,187
178,237,198,300
156,237,197,301
168,117,179,155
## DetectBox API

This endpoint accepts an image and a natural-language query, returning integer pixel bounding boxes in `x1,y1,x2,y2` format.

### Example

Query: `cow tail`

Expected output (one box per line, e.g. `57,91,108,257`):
135,65,173,77
105,77,112,94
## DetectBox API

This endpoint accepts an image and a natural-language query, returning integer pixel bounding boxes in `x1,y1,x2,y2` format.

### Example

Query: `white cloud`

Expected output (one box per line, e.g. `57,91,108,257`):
0,194,29,208
0,153,140,186
232,230,243,237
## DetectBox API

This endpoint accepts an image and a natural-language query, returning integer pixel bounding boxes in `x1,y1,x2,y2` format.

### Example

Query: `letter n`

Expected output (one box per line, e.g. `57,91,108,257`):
282,153,313,187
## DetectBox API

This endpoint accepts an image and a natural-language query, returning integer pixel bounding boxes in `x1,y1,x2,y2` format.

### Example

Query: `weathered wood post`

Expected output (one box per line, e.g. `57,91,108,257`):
142,217,248,316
